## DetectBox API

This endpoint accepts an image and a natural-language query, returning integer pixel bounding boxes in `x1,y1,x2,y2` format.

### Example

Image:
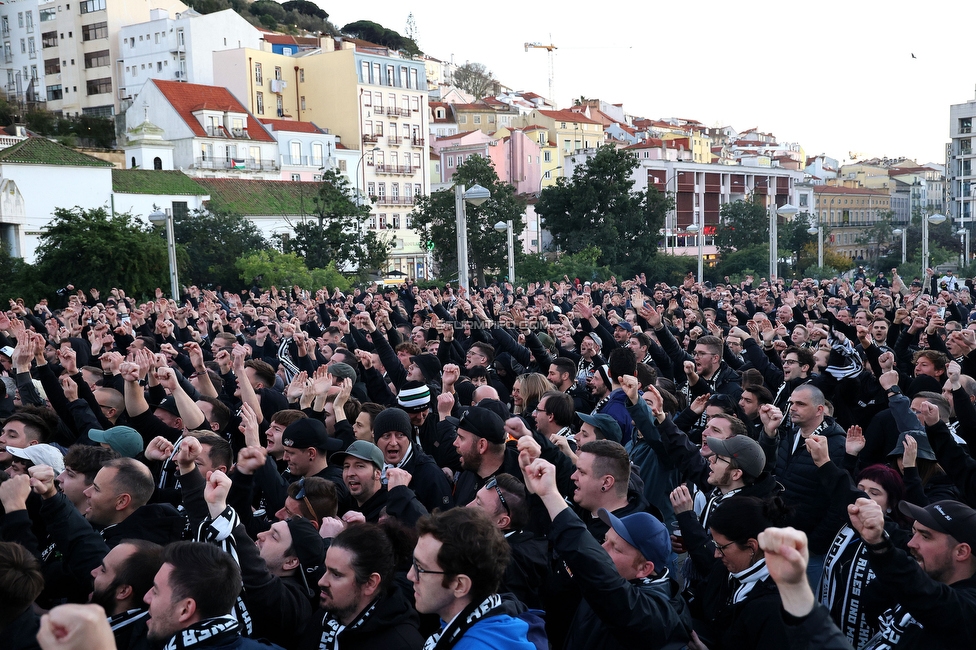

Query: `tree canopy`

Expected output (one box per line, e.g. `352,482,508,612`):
535,145,672,278
452,62,494,99
342,20,420,55
173,208,268,290
714,200,768,255
34,207,171,299
409,154,526,287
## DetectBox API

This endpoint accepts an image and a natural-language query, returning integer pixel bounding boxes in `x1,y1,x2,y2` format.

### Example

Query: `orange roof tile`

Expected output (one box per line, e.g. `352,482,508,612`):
537,109,601,125
152,80,275,143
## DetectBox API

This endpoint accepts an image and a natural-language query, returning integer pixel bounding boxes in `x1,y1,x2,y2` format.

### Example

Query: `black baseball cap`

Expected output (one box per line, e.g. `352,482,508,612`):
900,500,976,547
456,406,506,444
281,419,342,453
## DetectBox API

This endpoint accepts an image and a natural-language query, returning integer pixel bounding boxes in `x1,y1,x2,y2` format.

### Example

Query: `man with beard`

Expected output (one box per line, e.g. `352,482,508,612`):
143,541,274,650
301,523,423,650
90,540,163,649
332,440,428,526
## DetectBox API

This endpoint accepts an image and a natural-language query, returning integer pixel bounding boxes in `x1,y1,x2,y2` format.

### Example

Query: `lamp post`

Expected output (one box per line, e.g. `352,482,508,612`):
454,183,491,289
892,228,907,265
354,146,381,206
770,203,798,279
807,223,824,270
686,222,704,282
922,213,947,275
958,228,971,269
148,206,179,302
494,220,516,285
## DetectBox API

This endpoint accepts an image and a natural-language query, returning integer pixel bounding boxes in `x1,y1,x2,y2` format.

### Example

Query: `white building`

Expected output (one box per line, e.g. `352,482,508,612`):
125,78,279,179
260,118,359,184
116,8,262,110
0,0,42,106
949,94,976,227
37,0,187,117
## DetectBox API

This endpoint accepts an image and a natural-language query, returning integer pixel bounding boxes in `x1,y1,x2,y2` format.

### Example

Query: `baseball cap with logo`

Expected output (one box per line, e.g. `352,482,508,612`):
282,419,342,452
899,500,976,548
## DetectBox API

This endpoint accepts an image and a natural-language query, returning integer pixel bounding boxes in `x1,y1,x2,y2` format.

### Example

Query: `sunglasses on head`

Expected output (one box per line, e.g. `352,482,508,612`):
294,477,318,522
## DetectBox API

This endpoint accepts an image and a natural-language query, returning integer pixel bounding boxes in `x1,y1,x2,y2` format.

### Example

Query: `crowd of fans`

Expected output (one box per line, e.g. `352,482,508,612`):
2,266,976,649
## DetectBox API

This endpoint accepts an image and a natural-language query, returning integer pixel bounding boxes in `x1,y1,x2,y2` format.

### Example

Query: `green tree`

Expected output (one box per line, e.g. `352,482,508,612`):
715,200,768,255
282,0,327,18
778,212,818,277
277,169,388,276
0,246,48,304
237,250,312,288
173,208,268,290
854,210,897,263
409,154,526,286
452,62,494,99
536,145,672,278
34,207,170,298
341,20,420,55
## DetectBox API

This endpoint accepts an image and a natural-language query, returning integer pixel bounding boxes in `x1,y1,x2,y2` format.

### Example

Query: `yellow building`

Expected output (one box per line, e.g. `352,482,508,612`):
813,185,890,260
451,101,521,134
213,37,432,278
660,132,711,164
515,109,604,171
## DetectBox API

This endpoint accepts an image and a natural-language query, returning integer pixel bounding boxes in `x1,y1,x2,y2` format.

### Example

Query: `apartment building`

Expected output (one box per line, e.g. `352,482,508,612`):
813,185,890,260
0,0,43,106
37,0,186,117
515,109,604,171
116,8,261,109
949,95,976,227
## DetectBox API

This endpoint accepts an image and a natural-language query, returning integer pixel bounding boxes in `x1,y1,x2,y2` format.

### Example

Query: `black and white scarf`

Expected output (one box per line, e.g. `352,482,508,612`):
382,444,414,484
278,337,300,383
790,419,829,456
108,607,148,631
317,600,378,650
195,506,253,635
423,594,506,650
158,436,184,490
728,558,769,605
161,615,240,650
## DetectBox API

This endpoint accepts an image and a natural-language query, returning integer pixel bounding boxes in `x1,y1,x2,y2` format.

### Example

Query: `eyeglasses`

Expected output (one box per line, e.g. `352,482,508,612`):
294,477,319,523
714,540,737,557
707,453,732,466
692,351,718,358
485,477,510,517
782,359,800,366
411,556,447,577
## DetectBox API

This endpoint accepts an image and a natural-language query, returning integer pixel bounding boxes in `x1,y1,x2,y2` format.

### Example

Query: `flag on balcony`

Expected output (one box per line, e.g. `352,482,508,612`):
232,158,246,169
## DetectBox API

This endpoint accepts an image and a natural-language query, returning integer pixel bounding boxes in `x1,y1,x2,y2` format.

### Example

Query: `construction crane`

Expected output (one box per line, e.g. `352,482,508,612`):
524,41,557,108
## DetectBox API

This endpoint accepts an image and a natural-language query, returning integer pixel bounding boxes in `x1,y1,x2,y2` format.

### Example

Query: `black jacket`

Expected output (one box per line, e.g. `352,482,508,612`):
550,508,692,650
100,503,187,547
297,587,424,650
400,445,454,512
503,529,549,610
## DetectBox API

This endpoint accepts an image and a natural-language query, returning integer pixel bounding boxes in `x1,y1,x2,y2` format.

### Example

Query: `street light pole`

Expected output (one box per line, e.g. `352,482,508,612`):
893,228,907,265
807,223,824,270
958,228,971,268
687,222,704,281
495,220,516,285
354,146,381,206
770,203,798,280
454,183,491,289
922,213,947,275
148,206,179,302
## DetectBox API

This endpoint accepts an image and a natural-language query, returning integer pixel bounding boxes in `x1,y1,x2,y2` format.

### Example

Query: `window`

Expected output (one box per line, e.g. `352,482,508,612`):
372,62,380,84
544,150,551,163
386,64,394,86
1,16,7,36
276,94,282,115
458,115,466,124
300,96,305,110
46,84,62,100
254,62,262,84
20,39,25,53
86,76,110,95
291,173,301,181
25,11,33,33
311,143,323,166
338,159,346,171
410,68,418,90
447,156,454,167
363,91,371,106
392,215,400,229
367,182,375,196
473,115,481,124
299,68,304,82
155,32,159,44
18,12,23,27
411,96,419,112
30,64,36,80
379,214,387,229
544,170,551,180
154,157,162,170
44,57,59,74
79,0,105,13
373,92,382,108
256,92,264,114
274,65,281,80
27,37,35,58
400,66,407,87
81,22,106,41
84,49,108,68
360,60,369,83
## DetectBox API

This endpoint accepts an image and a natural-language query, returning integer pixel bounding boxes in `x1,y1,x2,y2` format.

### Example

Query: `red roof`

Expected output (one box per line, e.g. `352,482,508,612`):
624,138,665,149
537,109,601,125
152,80,275,143
259,119,326,134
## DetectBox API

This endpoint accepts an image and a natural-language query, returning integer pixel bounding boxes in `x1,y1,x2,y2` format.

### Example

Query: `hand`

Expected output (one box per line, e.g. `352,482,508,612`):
0,473,32,511
504,417,533,440
36,603,116,650
59,374,79,402
239,403,259,448
689,392,710,415
319,517,346,539
204,469,232,512
341,510,366,525
144,436,175,462
354,348,373,370
846,425,865,456
28,464,59,499
669,485,695,514
441,363,460,388
902,434,918,468
758,527,813,616
848,497,885,545
804,434,831,467
436,392,455,419
549,434,575,459
154,366,180,392
878,351,895,373
286,371,308,403
175,436,203,474
947,360,962,389
386,467,413,490
57,346,78,375
310,366,333,398
519,456,558,498
516,434,542,463
234,446,267,475
759,405,784,438
619,374,640,405
915,400,942,427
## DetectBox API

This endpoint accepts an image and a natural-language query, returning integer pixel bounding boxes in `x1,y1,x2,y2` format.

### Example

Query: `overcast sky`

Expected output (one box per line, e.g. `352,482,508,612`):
327,0,975,167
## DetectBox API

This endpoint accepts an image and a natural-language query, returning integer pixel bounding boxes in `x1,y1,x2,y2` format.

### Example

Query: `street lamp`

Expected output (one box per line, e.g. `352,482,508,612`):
686,222,704,282
454,183,491,289
148,206,179,301
354,146,381,206
494,220,516,285
958,228,971,269
807,223,824,270
770,203,798,279
892,228,907,265
922,213,947,275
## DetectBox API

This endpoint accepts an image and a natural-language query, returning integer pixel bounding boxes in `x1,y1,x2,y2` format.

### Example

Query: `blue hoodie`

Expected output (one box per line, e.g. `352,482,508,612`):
450,614,536,650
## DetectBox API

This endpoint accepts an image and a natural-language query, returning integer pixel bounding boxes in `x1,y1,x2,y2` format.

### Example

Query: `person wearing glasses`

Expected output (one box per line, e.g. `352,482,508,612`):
466,472,549,609
409,507,537,650
521,455,692,650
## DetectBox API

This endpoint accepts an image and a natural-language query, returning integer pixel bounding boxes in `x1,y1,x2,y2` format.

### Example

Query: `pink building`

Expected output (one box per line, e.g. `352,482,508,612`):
432,128,541,195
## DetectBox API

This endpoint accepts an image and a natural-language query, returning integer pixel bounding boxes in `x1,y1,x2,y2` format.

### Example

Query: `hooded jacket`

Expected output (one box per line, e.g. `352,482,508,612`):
296,585,424,650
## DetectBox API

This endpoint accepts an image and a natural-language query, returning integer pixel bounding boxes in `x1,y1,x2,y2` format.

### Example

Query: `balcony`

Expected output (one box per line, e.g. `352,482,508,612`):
374,164,414,175
387,136,402,145
204,125,249,139
192,157,278,172
372,195,415,206
363,133,379,143
385,106,410,118
410,137,425,147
